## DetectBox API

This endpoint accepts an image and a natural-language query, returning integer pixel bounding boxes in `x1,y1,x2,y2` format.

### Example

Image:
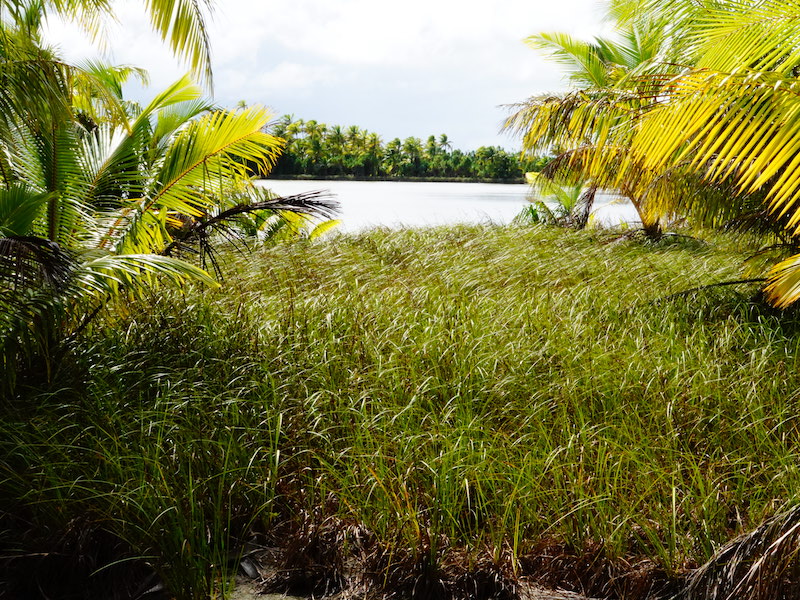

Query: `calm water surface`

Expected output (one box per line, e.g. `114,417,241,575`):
260,179,638,232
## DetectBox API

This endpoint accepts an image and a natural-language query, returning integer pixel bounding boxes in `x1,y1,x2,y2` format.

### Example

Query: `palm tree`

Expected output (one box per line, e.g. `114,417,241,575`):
303,120,326,174
515,172,595,228
439,134,452,153
0,75,336,387
326,124,346,174
362,132,382,176
401,136,424,176
384,138,403,176
609,0,800,306
504,16,680,237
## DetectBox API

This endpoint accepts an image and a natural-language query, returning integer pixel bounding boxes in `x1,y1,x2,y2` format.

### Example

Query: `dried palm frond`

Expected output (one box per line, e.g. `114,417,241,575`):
679,504,800,600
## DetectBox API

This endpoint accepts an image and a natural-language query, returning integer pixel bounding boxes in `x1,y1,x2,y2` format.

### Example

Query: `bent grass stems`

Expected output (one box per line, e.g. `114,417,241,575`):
6,225,800,597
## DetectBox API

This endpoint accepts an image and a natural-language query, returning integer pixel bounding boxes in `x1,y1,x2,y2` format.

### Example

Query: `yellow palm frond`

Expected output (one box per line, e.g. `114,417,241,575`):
630,70,800,232
765,252,800,308
693,0,800,74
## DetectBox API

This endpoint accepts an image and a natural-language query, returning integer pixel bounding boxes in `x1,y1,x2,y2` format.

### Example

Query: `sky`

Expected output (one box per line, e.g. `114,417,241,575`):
43,0,613,151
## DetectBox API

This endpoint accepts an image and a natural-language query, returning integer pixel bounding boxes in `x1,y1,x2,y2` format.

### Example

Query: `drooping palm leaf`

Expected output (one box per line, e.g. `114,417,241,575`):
1,0,214,85
141,0,214,86
629,70,800,228
0,235,75,292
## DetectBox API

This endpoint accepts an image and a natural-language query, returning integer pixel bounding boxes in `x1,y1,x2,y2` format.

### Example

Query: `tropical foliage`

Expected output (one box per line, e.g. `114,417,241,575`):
504,13,680,238
613,0,800,307
514,172,596,228
507,0,800,307
0,5,337,389
270,116,547,180
9,0,215,83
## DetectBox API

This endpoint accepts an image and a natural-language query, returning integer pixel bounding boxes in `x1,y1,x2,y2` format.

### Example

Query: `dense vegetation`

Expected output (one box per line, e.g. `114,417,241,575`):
506,0,800,307
269,116,548,180
0,5,337,390
9,0,800,598
8,225,800,599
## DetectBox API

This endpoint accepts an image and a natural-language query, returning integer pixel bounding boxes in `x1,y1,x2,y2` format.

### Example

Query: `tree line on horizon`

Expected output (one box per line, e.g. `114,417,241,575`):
268,115,549,180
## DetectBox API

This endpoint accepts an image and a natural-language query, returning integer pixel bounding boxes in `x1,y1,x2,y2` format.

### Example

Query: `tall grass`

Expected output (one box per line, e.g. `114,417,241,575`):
4,224,800,598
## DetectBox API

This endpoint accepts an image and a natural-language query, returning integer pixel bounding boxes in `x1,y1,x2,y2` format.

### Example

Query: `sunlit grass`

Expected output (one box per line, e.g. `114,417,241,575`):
5,224,800,598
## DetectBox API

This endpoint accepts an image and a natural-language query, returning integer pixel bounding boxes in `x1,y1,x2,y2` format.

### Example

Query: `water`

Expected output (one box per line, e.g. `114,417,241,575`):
259,179,639,232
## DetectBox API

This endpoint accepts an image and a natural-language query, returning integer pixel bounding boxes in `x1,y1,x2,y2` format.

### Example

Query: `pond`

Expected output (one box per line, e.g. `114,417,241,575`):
259,179,640,232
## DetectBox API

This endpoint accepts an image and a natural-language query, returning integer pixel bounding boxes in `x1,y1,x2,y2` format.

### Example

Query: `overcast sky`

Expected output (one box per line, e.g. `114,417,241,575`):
43,0,613,150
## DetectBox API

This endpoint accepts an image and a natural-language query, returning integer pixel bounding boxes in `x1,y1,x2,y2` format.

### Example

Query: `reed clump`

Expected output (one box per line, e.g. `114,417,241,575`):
4,224,800,599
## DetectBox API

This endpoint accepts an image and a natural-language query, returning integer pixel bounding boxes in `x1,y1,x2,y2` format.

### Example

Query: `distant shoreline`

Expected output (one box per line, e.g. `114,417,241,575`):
263,174,527,184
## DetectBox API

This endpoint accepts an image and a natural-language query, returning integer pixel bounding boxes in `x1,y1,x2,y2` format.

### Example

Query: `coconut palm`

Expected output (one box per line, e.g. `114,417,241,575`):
515,172,596,228
608,0,800,306
0,74,337,388
384,137,403,175
504,15,681,237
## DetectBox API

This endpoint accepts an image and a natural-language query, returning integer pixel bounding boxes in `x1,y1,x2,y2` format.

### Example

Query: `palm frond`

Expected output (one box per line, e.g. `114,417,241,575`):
0,235,75,293
0,184,49,236
161,188,339,258
142,0,214,86
630,70,800,232
75,252,218,296
148,105,284,217
681,503,800,599
765,253,800,308
503,88,638,156
527,33,611,87
2,0,213,85
692,0,800,75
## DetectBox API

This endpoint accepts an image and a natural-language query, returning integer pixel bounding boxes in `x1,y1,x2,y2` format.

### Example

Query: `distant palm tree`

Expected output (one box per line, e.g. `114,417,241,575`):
384,138,403,176
401,137,424,176
362,132,383,176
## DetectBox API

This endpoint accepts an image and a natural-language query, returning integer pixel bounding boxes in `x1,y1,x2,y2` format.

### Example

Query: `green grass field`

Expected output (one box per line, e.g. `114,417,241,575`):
4,224,800,599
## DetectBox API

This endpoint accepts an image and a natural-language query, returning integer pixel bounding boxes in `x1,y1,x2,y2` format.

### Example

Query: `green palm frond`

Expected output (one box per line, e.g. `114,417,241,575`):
151,98,216,151
74,58,150,102
138,74,206,119
148,105,284,216
142,0,213,85
78,124,146,210
0,184,50,236
527,33,612,87
0,26,130,132
75,252,218,296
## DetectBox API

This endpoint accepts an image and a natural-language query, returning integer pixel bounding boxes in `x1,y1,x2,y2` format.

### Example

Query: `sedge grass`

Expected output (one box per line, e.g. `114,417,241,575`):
4,224,800,598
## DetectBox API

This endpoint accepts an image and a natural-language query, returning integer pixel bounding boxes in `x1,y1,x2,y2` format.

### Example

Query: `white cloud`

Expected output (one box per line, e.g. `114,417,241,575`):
208,0,612,68
41,0,613,148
